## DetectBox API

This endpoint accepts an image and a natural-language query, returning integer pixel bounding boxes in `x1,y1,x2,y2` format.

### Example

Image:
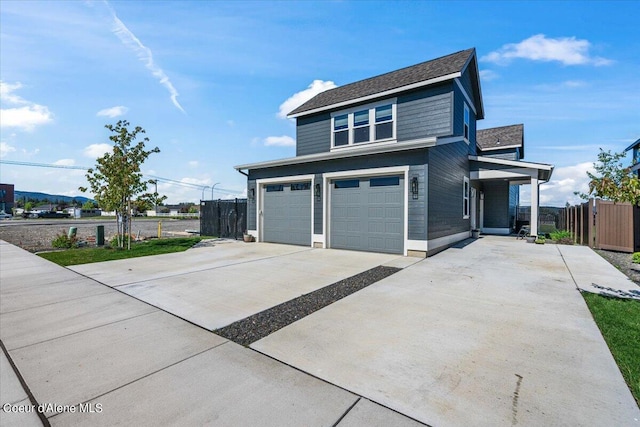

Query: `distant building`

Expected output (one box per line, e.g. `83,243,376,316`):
0,183,15,213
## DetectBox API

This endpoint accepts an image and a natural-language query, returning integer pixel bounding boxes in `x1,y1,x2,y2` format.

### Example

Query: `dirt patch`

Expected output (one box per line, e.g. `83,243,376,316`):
0,219,201,253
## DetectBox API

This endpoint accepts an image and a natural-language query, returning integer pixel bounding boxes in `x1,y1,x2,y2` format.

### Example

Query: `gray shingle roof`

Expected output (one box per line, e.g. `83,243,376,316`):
477,124,524,154
289,48,476,117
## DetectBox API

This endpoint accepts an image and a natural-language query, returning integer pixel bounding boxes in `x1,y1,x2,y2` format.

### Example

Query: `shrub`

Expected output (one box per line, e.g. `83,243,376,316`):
52,232,79,249
632,252,640,264
109,234,132,248
550,230,573,242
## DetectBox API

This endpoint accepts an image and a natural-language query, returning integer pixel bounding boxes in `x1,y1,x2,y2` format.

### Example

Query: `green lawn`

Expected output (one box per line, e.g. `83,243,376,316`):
582,292,640,406
38,237,204,266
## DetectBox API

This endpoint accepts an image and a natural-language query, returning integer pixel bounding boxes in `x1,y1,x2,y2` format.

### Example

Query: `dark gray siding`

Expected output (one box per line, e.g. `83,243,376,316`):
296,113,331,156
397,84,454,142
508,184,519,230
427,141,470,240
247,179,257,230
314,173,323,234
482,181,509,228
479,149,519,161
248,149,428,180
459,68,474,106
453,83,477,149
408,164,428,240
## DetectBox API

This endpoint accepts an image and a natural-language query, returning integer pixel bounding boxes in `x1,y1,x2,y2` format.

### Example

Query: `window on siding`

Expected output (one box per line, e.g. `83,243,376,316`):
331,101,395,148
463,177,470,218
334,114,349,147
463,103,470,142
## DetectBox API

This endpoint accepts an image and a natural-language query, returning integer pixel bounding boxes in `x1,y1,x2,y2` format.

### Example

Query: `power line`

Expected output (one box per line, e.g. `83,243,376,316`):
0,160,240,195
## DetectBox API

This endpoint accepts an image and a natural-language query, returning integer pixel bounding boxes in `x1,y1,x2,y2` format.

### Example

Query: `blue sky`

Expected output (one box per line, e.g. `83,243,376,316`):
1,0,638,206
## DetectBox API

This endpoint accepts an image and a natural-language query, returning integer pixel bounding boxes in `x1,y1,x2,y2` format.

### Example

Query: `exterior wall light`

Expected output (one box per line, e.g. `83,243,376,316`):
411,176,419,200
314,183,321,200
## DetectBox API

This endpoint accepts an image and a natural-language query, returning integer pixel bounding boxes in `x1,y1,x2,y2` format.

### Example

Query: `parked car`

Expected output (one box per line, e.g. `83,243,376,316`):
37,211,71,219
0,212,12,219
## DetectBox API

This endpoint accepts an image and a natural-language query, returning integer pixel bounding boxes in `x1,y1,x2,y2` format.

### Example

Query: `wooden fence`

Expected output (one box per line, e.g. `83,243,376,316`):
566,199,636,252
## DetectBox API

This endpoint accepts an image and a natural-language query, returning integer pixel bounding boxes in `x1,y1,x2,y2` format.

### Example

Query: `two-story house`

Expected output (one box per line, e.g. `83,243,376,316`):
625,138,640,177
235,48,553,257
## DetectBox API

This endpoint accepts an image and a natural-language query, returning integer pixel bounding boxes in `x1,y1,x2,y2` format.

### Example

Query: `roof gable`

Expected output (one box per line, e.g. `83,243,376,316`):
289,48,482,118
477,124,524,158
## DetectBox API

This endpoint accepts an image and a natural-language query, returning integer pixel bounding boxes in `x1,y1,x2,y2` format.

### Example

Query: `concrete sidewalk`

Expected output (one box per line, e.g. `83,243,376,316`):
0,241,421,426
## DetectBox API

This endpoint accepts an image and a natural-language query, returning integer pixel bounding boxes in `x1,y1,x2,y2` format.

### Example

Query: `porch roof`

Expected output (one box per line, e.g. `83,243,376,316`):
469,155,554,182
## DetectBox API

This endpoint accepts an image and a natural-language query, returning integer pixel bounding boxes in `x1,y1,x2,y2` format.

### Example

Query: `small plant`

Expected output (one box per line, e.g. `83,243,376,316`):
550,230,574,245
52,232,79,249
535,236,546,244
632,252,640,264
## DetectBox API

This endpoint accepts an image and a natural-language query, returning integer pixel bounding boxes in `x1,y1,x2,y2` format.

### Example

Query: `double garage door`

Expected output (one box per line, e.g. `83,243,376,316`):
261,175,404,254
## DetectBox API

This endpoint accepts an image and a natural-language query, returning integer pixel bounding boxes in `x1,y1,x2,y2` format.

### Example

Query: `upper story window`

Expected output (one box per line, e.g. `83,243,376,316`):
463,103,470,142
331,101,396,149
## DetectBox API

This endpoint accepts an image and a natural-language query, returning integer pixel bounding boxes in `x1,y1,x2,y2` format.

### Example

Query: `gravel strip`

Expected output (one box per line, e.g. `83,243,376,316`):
215,265,401,346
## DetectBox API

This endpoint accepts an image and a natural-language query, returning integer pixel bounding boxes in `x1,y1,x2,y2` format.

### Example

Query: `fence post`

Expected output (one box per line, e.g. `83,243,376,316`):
593,199,598,249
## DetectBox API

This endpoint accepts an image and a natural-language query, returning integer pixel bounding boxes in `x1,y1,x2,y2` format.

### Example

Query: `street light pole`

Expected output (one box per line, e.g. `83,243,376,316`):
210,182,220,200
201,186,210,201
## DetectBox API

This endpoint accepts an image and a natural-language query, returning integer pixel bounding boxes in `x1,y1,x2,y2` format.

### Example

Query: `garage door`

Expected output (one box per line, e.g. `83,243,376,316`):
263,182,312,246
330,176,404,254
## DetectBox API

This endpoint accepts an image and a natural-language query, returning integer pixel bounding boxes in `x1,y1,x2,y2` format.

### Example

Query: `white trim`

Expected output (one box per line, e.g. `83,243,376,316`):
469,155,553,170
288,72,462,118
323,166,410,255
435,135,465,146
463,176,470,219
471,169,537,180
312,233,325,247
463,102,470,144
256,174,315,247
454,78,476,115
427,230,470,252
246,229,258,241
330,99,398,149
481,227,510,235
478,144,522,151
235,138,436,171
407,240,428,252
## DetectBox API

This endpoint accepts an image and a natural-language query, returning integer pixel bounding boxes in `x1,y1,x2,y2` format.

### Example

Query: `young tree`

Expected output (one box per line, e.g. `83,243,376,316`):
577,149,640,205
80,120,164,249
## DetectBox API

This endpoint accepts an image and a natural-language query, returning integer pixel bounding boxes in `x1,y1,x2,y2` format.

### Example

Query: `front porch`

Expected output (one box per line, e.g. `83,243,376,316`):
469,155,554,236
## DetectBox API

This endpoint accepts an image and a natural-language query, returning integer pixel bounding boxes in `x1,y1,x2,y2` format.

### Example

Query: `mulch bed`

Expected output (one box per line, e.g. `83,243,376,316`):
215,265,401,346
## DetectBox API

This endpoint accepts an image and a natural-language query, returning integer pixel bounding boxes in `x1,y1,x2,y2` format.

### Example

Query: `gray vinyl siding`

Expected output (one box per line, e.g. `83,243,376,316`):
508,184,519,230
453,83,476,149
296,113,331,156
480,149,519,161
427,141,470,240
248,149,427,181
459,68,474,106
408,164,427,240
397,85,454,142
482,181,510,228
247,179,257,230
314,173,323,234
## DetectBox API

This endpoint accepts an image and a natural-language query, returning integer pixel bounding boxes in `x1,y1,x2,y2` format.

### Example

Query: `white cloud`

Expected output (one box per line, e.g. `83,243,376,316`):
0,81,53,131
481,34,612,66
105,2,185,113
0,142,16,158
83,143,112,158
188,160,199,168
264,135,295,147
278,80,337,119
479,69,500,81
97,105,128,118
520,162,594,207
54,159,76,166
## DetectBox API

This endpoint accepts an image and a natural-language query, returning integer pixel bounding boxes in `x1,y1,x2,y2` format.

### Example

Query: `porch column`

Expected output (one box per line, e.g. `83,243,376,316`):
530,176,539,236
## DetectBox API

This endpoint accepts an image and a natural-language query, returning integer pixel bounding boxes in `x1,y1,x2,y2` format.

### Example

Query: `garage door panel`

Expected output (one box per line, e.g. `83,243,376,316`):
263,183,311,246
331,176,404,254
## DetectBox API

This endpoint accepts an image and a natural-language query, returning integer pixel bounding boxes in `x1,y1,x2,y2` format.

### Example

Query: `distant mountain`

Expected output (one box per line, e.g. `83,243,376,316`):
15,191,95,205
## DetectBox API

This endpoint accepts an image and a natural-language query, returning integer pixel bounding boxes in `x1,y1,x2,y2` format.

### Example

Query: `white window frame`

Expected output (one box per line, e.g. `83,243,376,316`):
463,176,470,219
463,103,470,144
331,99,397,149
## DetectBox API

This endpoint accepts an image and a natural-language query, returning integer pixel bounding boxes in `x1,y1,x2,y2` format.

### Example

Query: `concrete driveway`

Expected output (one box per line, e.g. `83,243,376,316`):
251,237,640,426
69,241,415,330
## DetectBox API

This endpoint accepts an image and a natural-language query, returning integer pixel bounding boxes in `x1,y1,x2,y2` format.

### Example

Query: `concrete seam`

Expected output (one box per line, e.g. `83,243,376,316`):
0,339,50,427
555,245,580,291
0,290,114,315
47,343,227,420
8,310,158,351
332,397,360,426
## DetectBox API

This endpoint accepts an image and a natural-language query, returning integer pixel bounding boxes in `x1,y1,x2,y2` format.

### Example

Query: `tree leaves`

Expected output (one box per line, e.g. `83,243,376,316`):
577,149,640,205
